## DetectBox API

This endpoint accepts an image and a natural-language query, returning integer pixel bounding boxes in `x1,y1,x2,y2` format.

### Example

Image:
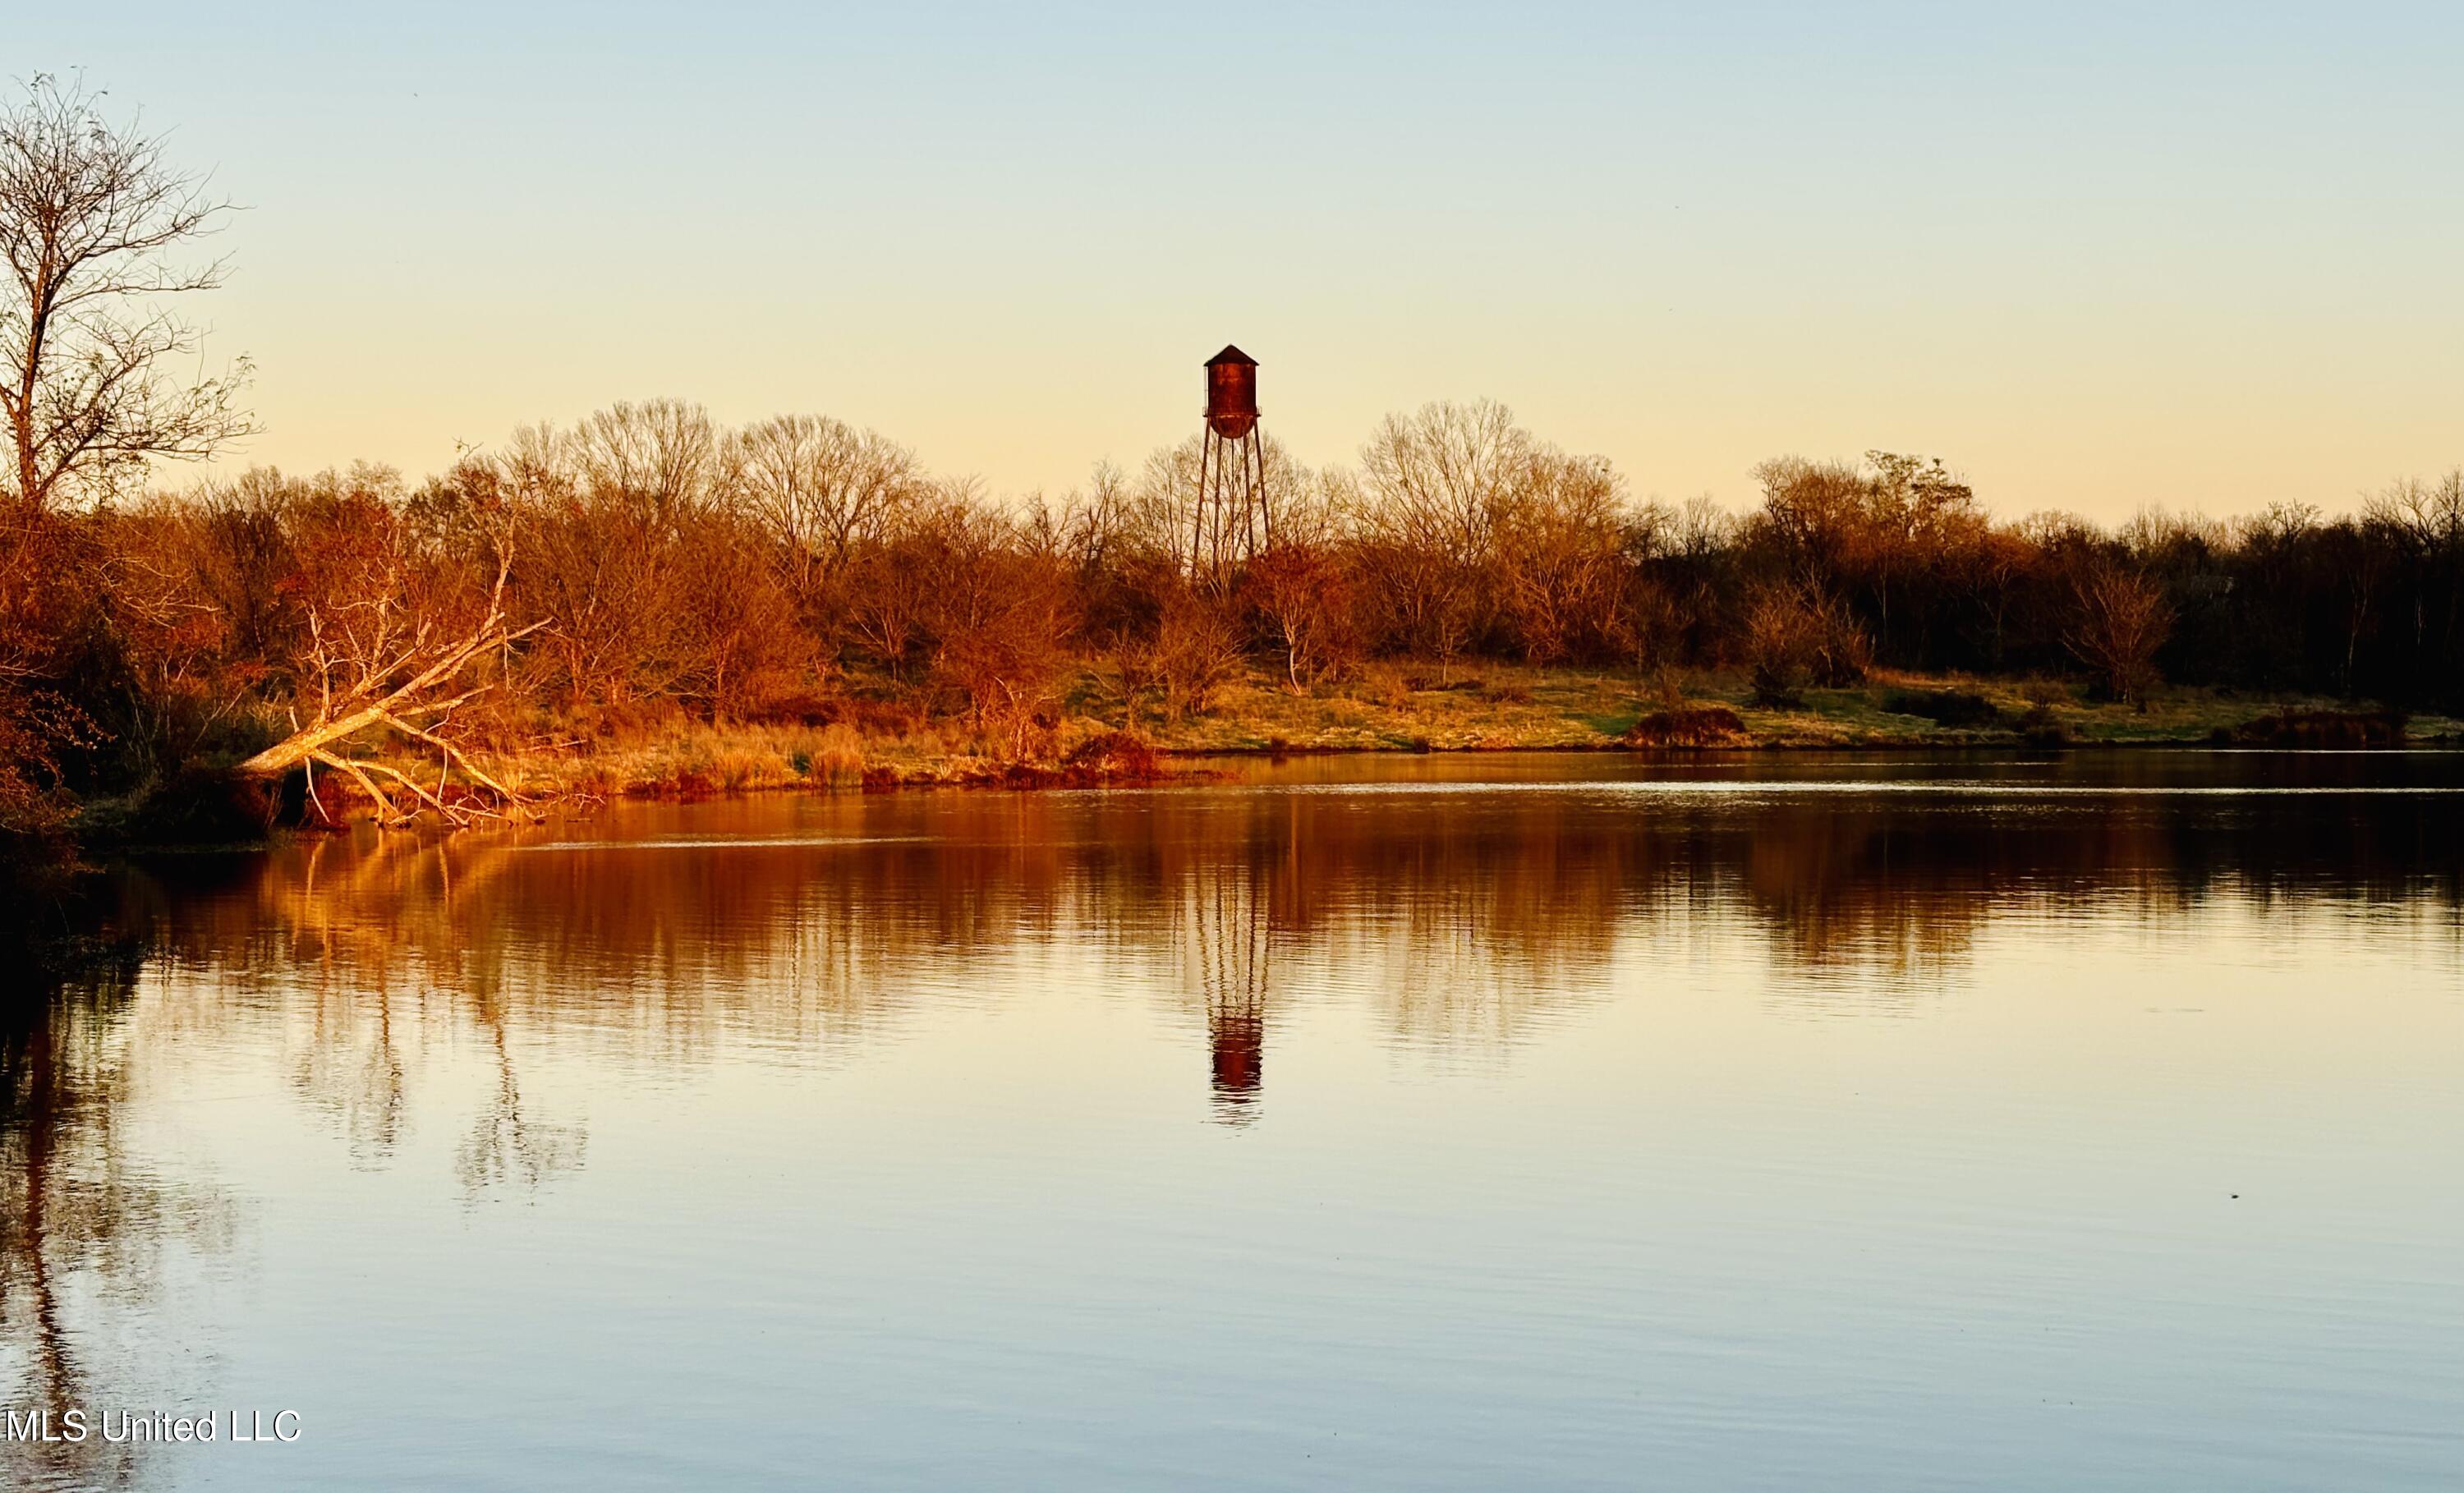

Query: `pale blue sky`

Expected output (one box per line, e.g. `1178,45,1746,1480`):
19,2,2463,516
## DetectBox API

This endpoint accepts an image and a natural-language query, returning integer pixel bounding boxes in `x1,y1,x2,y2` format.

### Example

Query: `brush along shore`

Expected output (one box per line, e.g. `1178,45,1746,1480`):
384,663,2460,808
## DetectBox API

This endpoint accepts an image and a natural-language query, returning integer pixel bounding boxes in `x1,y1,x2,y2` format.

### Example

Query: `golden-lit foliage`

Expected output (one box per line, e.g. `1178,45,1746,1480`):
2,389,2462,839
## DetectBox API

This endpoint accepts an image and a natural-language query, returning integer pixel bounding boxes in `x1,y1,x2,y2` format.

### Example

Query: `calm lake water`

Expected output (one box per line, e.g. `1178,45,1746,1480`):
6,751,2462,1491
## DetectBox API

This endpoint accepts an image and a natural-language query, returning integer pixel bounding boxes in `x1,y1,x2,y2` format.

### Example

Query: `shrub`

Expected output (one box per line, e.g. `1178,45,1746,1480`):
2017,702,2071,746
1740,585,1867,701
1358,661,1414,711
1620,705,1749,747
1062,729,1162,782
1151,593,1246,723
2232,710,2406,748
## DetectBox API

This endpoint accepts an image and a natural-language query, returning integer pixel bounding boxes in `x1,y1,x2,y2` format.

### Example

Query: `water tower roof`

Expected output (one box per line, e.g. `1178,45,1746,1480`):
1205,344,1257,367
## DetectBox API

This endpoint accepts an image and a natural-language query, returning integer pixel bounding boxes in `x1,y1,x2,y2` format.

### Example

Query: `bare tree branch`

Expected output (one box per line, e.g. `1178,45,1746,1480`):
2,73,255,515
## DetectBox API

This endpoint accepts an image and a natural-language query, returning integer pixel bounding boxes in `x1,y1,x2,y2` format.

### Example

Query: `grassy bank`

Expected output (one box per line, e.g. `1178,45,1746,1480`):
381,663,2461,806
1140,663,2459,752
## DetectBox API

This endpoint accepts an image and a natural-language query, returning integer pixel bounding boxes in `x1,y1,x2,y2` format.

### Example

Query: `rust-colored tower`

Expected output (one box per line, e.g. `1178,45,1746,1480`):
1192,345,1269,586
1205,346,1259,438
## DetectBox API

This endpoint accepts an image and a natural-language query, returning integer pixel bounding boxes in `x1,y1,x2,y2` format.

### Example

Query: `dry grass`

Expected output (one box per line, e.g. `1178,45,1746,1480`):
1134,662,2464,755
807,722,867,790
344,664,2462,810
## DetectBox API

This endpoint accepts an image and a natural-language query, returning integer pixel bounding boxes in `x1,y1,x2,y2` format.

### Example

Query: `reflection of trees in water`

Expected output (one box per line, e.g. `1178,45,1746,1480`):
0,964,234,1492
1737,809,2000,986
1732,796,2464,998
456,1005,586,1198
3,774,2446,1486
100,784,2464,1132
120,833,600,1201
1322,802,1637,1050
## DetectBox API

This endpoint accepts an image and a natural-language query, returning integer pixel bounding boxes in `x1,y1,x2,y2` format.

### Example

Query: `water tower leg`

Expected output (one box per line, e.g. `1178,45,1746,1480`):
1255,430,1271,554
1193,429,1216,583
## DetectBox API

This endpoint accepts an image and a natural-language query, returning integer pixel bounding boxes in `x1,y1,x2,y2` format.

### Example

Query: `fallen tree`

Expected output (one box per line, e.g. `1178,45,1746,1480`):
234,520,545,826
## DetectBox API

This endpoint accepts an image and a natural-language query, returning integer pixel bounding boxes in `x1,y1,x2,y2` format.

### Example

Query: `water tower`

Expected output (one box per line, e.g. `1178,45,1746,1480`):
1191,344,1270,586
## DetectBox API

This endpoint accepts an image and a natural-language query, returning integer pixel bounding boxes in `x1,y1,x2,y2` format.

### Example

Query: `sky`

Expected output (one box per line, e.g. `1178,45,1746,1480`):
18,2,2464,519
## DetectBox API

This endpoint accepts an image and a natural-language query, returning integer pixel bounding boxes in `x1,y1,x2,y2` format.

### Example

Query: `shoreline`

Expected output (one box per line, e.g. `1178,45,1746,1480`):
55,664,2464,842
508,664,2456,802
50,730,2461,868
1157,735,2464,758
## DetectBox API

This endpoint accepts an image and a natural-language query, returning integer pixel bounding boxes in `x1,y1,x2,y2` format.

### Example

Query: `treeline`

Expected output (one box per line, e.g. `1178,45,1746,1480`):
3,394,2462,837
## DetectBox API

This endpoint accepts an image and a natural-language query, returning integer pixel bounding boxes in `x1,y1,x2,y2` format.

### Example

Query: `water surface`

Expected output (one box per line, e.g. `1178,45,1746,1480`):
6,751,2462,1490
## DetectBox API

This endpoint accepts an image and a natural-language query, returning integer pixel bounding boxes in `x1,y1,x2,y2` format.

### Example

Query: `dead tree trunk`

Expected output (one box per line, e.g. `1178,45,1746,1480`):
236,546,545,827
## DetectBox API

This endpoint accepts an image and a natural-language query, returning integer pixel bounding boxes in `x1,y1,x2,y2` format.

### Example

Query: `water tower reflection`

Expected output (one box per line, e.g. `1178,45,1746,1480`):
1174,855,1275,1125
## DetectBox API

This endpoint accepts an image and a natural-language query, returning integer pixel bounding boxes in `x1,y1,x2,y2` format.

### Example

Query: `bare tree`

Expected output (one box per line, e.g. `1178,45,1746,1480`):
570,397,719,518
2365,471,2464,664
1352,400,1533,674
1490,448,1632,664
726,413,921,600
1,75,254,515
498,415,692,707
844,480,981,681
669,506,806,720
1358,399,1529,563
922,502,1077,756
1144,588,1246,723
2065,562,2172,709
1245,539,1359,690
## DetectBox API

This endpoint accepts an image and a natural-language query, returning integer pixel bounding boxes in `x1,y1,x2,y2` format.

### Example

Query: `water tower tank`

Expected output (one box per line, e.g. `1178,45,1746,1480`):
1205,345,1258,439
